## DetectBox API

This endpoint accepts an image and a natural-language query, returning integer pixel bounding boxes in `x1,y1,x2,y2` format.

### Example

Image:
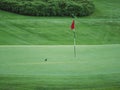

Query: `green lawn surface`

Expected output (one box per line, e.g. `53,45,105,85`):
0,45,120,90
0,0,120,45
0,0,120,89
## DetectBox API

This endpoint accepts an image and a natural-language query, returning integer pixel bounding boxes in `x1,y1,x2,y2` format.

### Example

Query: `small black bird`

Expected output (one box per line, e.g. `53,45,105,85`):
45,58,47,61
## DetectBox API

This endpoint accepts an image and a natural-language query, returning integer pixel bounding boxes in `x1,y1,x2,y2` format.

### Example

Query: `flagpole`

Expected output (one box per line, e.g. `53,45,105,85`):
73,29,76,58
70,18,77,58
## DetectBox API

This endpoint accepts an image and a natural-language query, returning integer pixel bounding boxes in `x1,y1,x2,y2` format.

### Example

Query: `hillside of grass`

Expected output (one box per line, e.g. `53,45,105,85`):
0,0,120,45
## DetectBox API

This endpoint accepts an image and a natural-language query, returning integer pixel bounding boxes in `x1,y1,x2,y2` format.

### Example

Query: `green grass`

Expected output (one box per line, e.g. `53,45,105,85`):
0,0,120,45
92,0,120,19
0,0,120,90
0,45,120,90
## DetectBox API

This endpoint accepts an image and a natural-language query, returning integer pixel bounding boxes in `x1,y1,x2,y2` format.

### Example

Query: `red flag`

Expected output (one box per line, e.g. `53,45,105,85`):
71,20,75,30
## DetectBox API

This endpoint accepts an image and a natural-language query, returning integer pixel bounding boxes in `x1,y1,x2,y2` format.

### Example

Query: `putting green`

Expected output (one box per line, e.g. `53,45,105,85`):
0,45,120,75
0,45,120,90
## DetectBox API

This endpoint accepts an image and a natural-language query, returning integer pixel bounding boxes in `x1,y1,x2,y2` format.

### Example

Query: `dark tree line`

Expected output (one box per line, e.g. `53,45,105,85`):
0,0,95,16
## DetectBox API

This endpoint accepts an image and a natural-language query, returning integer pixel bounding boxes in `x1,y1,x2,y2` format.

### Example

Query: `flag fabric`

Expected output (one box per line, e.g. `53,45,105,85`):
71,20,75,30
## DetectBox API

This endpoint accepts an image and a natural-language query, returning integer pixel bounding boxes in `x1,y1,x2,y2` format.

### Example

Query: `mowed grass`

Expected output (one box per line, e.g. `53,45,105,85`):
0,45,120,90
0,0,120,45
0,0,120,90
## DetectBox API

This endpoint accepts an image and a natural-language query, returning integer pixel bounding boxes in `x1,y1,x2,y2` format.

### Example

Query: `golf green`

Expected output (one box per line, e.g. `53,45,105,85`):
0,45,120,90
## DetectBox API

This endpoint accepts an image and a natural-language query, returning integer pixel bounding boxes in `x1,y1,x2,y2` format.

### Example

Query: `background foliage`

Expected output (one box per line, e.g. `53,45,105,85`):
0,0,95,16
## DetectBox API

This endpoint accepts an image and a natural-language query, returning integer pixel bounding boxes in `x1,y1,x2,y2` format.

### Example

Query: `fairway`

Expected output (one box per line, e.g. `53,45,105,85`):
0,0,120,45
0,45,120,90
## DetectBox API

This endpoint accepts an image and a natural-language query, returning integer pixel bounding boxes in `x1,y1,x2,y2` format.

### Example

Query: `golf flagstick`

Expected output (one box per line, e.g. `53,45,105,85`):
73,29,76,58
71,20,77,58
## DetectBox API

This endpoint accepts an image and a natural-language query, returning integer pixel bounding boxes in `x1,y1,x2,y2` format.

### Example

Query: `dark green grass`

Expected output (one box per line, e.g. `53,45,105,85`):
0,74,120,90
0,45,120,90
92,0,120,19
0,0,120,45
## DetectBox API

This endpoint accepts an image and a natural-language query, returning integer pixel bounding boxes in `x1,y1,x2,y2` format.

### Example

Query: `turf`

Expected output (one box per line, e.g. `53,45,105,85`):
0,0,120,45
0,0,120,90
0,45,120,90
